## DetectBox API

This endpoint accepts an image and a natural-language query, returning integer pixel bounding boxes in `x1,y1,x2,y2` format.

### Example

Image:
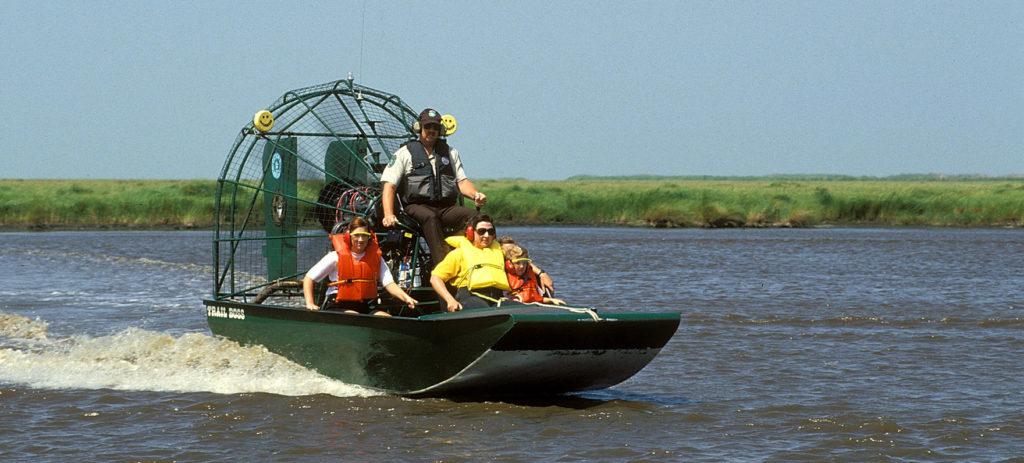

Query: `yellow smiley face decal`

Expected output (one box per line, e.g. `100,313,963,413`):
441,114,457,136
254,110,274,132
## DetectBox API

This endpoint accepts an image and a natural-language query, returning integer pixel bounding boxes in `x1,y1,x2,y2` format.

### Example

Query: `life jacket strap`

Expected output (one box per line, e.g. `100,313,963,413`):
328,278,375,287
469,289,505,304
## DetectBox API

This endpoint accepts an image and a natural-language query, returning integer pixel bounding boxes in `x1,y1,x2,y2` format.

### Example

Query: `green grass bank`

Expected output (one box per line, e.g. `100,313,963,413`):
1,177,1022,229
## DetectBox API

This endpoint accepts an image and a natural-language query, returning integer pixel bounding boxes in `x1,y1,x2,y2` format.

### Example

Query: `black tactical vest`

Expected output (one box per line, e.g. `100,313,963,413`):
399,140,458,207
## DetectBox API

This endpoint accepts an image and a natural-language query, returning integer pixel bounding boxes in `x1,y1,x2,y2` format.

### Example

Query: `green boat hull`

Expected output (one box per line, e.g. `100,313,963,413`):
204,300,680,397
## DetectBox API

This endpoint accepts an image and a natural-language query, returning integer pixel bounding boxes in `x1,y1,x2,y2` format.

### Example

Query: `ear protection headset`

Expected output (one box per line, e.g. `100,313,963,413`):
334,230,353,247
413,120,445,135
340,229,375,248
349,230,373,241
466,223,496,241
412,108,448,137
504,257,531,272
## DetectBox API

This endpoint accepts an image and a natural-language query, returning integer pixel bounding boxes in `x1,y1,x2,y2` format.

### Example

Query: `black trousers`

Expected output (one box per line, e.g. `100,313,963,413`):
455,287,503,310
403,203,477,268
321,298,372,314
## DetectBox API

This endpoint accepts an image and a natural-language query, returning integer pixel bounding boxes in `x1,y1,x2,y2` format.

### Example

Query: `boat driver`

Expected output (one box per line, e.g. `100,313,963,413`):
380,108,487,269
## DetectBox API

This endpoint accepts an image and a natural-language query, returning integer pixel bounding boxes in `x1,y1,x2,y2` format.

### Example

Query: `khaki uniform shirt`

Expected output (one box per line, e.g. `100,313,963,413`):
380,144,468,187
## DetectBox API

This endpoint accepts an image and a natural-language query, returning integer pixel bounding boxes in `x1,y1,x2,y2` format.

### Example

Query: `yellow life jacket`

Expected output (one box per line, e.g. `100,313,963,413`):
443,236,511,291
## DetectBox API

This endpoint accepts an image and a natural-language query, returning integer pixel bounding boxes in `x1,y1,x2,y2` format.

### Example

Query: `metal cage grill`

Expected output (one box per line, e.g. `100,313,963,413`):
212,78,418,304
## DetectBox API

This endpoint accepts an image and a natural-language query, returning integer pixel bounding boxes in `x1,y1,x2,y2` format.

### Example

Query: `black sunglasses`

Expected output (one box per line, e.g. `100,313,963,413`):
475,227,496,236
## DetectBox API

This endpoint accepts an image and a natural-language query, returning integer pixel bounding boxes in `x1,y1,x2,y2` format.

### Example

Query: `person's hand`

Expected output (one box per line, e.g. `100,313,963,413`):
382,214,399,227
473,192,487,208
445,298,462,312
539,272,554,295
403,295,418,309
307,303,320,311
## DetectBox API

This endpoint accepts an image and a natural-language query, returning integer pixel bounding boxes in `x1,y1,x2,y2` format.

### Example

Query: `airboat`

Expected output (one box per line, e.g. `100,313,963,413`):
202,76,680,396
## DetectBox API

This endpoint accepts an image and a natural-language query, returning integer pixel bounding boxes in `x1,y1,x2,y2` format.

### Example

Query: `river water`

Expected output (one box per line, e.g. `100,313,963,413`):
1,227,1021,462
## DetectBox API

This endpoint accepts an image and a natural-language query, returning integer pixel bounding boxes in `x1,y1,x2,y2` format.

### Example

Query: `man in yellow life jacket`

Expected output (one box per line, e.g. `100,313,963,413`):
430,214,510,312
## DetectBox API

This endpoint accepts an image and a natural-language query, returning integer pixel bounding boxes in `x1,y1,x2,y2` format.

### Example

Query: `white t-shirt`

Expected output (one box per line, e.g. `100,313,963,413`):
380,143,468,186
305,251,395,296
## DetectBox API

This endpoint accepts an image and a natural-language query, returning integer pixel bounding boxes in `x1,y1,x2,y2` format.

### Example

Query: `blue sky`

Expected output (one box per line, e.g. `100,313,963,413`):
2,0,1020,180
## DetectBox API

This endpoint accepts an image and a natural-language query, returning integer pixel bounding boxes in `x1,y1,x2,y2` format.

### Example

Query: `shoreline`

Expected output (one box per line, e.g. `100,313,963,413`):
4,220,1019,233
3,178,1022,230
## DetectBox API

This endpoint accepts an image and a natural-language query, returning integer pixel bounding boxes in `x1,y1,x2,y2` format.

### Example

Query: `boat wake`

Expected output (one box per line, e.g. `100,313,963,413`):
0,311,378,398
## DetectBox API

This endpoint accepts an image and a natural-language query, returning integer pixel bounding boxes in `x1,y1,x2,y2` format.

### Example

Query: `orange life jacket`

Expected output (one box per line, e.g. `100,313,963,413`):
505,261,544,303
329,232,381,302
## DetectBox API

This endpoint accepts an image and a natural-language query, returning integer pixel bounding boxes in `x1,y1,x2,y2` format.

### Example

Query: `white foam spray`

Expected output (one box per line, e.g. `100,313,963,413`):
0,311,379,397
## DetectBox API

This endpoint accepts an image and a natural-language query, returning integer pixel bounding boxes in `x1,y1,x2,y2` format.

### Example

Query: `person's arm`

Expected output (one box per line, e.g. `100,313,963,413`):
379,148,408,227
381,182,399,227
430,248,463,312
457,179,486,208
302,276,320,311
430,275,461,312
303,252,336,310
383,282,417,308
531,263,554,295
449,148,485,208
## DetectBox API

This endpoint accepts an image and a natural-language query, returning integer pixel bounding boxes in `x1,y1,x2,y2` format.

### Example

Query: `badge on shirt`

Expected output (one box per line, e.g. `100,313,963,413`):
441,156,450,166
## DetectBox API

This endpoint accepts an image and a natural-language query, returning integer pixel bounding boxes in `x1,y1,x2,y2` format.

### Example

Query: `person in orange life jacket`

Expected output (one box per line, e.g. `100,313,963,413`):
498,236,555,295
380,108,486,269
302,217,417,316
504,245,565,305
430,214,511,312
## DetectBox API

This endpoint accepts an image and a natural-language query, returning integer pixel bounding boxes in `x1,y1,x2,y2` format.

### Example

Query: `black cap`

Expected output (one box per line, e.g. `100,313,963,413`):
418,108,443,128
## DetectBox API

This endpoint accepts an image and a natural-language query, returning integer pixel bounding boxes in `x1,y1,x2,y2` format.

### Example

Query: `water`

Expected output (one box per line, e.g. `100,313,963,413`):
1,227,1021,462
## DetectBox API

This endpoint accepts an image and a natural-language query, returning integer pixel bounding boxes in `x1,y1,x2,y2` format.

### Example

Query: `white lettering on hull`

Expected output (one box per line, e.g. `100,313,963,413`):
206,306,245,320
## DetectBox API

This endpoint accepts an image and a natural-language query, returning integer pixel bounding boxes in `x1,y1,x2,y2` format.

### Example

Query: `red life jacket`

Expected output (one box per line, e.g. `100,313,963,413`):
505,261,544,303
329,232,381,302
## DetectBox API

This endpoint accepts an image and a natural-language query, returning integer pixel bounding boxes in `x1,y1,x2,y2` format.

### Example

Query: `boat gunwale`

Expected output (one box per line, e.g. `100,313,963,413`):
203,298,682,325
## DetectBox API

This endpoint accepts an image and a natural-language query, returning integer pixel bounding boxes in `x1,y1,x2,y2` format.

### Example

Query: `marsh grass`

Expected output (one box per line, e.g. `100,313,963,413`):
0,179,217,228
478,178,1024,228
2,178,1022,229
